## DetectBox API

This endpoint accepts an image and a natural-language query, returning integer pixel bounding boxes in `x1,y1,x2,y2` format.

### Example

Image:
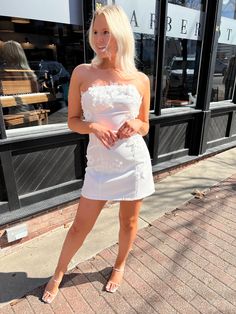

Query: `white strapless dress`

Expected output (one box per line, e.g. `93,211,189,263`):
81,84,155,200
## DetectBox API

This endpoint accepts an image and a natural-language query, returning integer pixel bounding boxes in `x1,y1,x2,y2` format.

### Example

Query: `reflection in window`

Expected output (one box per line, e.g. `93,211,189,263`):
168,0,202,10
0,17,84,129
213,0,236,101
162,1,203,108
135,33,156,109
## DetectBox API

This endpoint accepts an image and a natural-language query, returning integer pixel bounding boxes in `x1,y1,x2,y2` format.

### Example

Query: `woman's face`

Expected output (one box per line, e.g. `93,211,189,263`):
92,14,117,60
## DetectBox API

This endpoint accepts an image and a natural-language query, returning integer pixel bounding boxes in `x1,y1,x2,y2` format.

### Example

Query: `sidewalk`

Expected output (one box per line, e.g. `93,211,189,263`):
1,148,236,313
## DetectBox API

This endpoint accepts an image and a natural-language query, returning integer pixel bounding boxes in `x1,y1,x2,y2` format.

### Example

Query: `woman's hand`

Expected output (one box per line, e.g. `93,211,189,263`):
117,119,143,139
92,123,118,149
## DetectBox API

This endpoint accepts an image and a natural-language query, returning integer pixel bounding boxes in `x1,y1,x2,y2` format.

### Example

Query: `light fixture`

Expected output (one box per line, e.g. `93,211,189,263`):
11,17,30,24
48,43,55,48
22,37,34,49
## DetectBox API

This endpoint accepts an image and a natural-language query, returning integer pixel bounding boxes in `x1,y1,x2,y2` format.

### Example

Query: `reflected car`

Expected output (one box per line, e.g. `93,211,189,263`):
165,56,196,100
214,58,228,76
164,56,227,100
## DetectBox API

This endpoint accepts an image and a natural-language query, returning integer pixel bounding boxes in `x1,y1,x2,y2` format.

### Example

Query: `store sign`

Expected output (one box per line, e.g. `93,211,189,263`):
219,17,236,45
0,0,82,25
115,0,236,45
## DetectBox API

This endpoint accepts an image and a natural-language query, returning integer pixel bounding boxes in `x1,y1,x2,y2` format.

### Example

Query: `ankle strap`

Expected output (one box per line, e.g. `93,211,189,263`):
53,277,61,283
113,267,124,272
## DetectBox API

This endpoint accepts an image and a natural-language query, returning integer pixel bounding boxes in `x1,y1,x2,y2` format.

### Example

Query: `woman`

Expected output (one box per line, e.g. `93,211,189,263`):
42,4,155,303
0,40,38,98
0,40,39,126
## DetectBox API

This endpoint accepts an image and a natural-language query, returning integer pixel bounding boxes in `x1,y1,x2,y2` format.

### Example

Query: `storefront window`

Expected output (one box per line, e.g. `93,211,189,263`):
0,16,84,130
162,0,204,108
212,0,236,102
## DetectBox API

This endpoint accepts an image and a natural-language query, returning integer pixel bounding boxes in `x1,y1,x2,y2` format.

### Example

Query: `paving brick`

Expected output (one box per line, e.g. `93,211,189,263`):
80,259,137,314
184,262,236,306
98,250,159,314
220,250,236,267
8,298,34,314
192,203,236,228
25,286,54,314
190,197,235,215
188,277,236,312
113,253,177,313
137,227,153,240
230,280,236,291
190,295,221,314
226,265,236,279
165,215,234,270
0,304,14,314
212,298,236,314
134,236,193,284
111,242,198,313
151,220,210,268
164,213,236,266
204,263,235,287
47,290,74,314
208,197,236,210
71,264,114,314
89,257,137,314
60,276,94,314
177,209,236,241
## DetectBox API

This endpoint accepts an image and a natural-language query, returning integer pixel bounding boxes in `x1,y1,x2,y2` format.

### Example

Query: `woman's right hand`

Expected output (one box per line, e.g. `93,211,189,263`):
92,123,118,149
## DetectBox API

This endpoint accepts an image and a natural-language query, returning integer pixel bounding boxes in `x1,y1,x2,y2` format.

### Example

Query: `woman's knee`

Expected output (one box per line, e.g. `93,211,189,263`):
69,219,91,237
120,216,138,233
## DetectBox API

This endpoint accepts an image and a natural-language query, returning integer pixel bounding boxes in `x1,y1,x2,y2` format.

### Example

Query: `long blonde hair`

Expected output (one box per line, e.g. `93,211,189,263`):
2,40,30,69
88,5,137,73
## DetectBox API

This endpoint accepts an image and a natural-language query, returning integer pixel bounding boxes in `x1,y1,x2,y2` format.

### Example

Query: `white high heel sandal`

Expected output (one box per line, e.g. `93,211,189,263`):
105,268,124,293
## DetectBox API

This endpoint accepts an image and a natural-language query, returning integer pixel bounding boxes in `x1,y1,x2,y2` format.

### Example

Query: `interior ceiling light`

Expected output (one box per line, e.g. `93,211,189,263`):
11,17,30,24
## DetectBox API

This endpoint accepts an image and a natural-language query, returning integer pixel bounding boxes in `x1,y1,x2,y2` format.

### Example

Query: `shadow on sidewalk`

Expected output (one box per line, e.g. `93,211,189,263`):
0,266,112,304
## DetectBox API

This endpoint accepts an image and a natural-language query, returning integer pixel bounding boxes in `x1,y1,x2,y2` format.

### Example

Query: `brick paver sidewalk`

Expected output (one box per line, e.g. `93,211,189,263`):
1,174,236,313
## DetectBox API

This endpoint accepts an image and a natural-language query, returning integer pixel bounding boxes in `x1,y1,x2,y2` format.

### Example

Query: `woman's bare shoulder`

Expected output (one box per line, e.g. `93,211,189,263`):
133,71,150,96
73,63,93,75
72,64,94,87
136,71,150,85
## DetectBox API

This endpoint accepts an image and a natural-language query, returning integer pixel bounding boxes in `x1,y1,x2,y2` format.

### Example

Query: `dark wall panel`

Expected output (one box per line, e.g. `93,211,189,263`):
207,114,228,142
13,145,77,195
158,122,188,155
231,114,236,136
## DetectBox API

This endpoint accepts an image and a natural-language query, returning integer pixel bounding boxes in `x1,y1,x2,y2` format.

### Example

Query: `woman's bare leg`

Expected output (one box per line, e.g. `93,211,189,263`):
42,196,106,302
106,199,142,292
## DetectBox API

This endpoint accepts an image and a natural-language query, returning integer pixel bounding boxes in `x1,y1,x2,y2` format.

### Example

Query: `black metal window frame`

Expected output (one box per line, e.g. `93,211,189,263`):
153,0,236,115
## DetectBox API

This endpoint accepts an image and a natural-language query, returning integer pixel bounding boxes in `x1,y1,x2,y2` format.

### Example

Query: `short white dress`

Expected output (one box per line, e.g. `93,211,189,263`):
81,84,155,200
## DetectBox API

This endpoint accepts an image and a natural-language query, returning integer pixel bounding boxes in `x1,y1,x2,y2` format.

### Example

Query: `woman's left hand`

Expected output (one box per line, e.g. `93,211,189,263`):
117,119,142,139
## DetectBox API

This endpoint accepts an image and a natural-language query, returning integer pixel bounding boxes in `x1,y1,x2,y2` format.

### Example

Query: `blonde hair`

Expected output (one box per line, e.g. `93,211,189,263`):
2,40,30,69
88,5,137,73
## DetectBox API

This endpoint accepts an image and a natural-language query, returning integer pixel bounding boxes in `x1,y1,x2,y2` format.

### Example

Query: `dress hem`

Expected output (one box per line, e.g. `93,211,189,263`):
81,189,155,201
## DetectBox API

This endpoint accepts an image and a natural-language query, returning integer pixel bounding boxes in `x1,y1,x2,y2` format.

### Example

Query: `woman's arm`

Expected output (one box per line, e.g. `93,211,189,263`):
68,65,96,134
68,65,118,148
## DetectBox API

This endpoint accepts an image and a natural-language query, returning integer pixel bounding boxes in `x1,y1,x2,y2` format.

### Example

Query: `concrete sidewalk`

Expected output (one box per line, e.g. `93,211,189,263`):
1,147,236,313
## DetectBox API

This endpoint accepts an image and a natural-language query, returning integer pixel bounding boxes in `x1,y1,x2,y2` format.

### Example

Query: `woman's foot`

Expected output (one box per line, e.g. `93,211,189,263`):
105,268,124,293
42,277,61,304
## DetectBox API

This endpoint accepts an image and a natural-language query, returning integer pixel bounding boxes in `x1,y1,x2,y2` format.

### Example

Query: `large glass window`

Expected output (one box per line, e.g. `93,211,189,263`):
162,0,204,108
0,16,84,130
212,0,236,102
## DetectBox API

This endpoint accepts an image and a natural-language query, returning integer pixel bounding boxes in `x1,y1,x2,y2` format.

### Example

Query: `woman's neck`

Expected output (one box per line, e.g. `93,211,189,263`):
98,58,119,70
